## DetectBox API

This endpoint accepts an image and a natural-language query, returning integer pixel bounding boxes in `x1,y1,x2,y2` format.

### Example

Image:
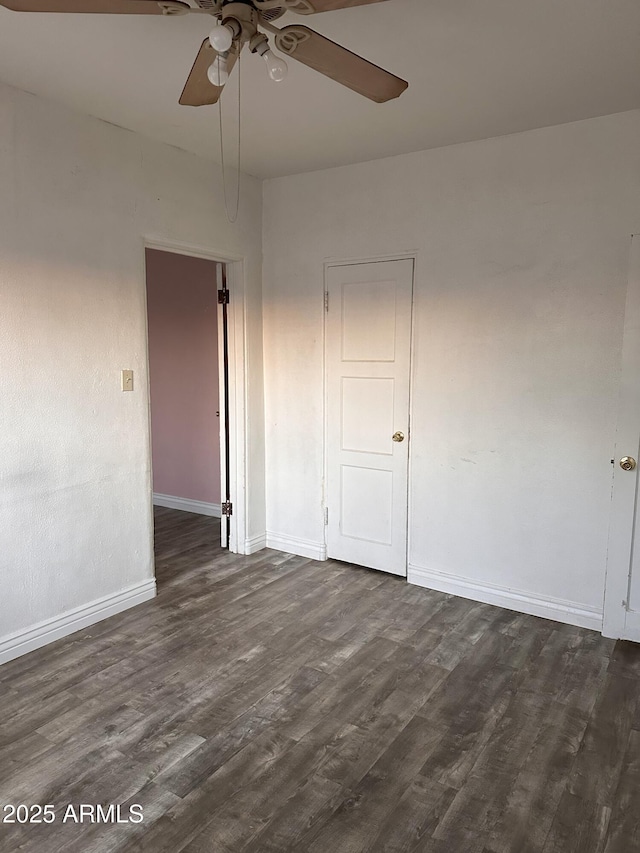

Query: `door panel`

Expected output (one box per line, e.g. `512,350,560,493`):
341,466,394,544
629,550,640,612
341,280,397,361
326,259,413,576
604,235,640,640
342,378,394,454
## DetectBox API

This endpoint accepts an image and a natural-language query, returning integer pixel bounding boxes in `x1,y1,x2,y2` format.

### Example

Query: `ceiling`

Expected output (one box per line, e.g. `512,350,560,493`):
0,0,639,178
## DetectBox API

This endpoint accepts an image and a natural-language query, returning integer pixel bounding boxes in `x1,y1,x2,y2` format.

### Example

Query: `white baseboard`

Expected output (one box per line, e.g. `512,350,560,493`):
245,534,267,555
407,564,603,632
0,579,157,667
153,493,221,518
266,532,327,562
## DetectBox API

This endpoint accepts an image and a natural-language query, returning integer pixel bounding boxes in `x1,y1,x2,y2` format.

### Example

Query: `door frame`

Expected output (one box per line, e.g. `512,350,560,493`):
603,234,640,639
143,236,249,557
322,252,419,572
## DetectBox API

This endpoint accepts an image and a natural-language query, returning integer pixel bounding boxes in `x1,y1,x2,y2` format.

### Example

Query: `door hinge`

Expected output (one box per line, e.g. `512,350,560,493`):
221,501,233,517
324,291,329,312
324,507,329,525
218,289,229,305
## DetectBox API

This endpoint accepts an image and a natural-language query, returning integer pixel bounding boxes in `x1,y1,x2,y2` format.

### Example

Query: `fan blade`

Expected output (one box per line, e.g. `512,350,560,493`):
0,0,177,12
180,39,240,107
290,0,390,13
273,25,407,103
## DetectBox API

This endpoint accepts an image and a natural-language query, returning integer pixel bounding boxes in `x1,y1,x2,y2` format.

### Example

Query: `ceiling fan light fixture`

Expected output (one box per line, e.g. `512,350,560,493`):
158,1,190,16
263,48,288,82
209,21,234,53
207,55,229,87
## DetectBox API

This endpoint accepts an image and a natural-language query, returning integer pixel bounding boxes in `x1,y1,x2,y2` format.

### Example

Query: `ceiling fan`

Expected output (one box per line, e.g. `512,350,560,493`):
0,0,409,107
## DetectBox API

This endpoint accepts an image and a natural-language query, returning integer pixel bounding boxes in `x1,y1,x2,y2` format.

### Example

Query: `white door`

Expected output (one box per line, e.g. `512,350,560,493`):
325,259,414,576
604,234,640,640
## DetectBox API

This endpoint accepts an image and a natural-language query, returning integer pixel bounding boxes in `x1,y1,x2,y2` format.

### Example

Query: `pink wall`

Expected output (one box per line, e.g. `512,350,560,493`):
146,248,221,505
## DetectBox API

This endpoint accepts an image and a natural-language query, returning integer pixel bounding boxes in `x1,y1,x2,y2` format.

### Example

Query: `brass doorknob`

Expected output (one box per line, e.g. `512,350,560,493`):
392,432,405,443
620,457,637,471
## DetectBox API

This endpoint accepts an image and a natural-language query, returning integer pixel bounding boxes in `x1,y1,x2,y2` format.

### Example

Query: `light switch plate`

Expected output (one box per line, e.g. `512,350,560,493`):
121,369,134,392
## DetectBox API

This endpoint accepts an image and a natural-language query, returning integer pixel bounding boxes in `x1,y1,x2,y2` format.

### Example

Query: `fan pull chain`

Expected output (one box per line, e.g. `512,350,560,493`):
218,51,241,224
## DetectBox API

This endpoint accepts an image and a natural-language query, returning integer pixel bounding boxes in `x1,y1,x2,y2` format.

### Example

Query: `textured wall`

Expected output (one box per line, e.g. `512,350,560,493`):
146,249,220,505
0,82,263,648
262,111,640,619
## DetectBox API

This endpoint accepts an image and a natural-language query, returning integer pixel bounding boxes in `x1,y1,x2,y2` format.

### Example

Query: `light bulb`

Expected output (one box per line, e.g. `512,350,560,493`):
263,49,288,82
209,22,233,53
207,56,229,87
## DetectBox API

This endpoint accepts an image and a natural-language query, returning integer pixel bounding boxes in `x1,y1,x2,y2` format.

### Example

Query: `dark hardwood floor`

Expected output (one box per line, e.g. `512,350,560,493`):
1,506,640,852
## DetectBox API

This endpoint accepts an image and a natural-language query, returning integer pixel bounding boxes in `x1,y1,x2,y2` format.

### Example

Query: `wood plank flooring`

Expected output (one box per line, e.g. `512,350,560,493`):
1,506,640,852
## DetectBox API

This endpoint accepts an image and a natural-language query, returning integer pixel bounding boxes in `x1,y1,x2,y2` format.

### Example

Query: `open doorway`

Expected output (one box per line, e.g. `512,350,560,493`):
145,247,230,585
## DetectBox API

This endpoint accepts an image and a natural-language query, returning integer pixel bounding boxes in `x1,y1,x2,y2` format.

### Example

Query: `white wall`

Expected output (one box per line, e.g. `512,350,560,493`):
262,110,640,628
0,82,264,663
